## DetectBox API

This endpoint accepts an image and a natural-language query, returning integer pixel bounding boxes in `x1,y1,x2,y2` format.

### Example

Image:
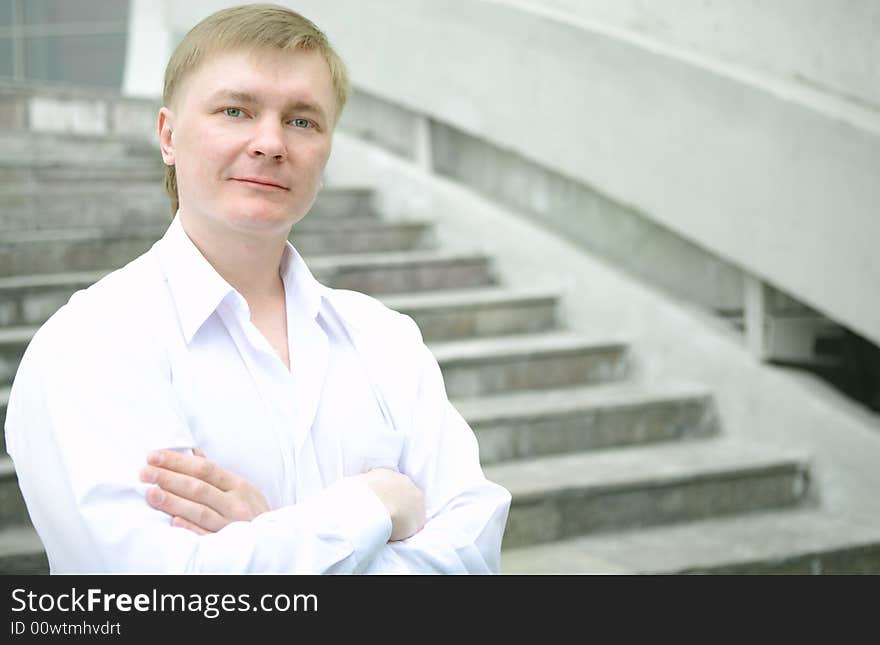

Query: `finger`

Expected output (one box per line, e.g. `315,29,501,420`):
140,465,226,513
193,448,207,458
171,515,210,536
147,449,237,491
145,486,227,533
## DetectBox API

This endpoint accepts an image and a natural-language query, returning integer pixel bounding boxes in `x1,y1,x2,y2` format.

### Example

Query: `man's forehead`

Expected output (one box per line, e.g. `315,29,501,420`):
177,46,335,112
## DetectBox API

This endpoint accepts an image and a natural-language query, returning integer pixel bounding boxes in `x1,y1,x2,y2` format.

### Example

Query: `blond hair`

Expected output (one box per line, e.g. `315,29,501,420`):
161,3,349,214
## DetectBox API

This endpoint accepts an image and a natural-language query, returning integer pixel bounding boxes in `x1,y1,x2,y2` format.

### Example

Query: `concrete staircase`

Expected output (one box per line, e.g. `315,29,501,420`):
2,96,880,575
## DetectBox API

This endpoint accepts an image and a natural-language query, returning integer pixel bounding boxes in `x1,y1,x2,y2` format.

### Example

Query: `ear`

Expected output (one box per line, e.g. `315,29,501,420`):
158,107,175,166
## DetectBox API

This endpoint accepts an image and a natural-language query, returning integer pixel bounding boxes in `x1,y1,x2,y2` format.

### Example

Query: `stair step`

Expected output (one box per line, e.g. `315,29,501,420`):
486,438,811,548
307,187,375,218
453,381,718,464
430,331,630,398
0,209,383,236
0,526,48,575
501,508,880,574
0,327,33,389
0,219,435,275
291,218,433,255
0,130,156,164
308,249,496,295
380,286,560,340
0,160,166,184
0,232,161,276
0,253,478,329
0,185,170,231
0,457,29,527
0,272,105,330
0,186,377,233
0,250,495,329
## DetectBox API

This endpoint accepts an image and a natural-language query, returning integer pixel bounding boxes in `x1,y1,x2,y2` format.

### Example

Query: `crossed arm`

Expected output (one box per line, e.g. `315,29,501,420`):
137,334,510,573
141,448,427,542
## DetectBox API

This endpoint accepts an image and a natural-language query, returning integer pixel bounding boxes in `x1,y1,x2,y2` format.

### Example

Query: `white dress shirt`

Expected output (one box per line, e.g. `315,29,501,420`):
5,214,511,574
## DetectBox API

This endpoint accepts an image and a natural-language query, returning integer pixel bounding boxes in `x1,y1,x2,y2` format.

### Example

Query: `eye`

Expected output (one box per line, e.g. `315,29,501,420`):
291,118,313,129
223,107,243,118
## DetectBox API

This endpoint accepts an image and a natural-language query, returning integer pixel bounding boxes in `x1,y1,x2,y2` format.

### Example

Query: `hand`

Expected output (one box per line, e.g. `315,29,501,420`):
140,448,270,535
358,468,425,542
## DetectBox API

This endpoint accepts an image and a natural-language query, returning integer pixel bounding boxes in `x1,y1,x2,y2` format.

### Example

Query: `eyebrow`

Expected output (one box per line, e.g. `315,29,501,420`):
206,89,328,122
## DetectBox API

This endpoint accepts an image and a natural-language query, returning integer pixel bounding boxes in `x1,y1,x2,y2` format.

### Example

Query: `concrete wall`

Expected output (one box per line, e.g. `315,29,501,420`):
426,115,746,311
505,0,880,108
122,0,172,98
130,0,880,346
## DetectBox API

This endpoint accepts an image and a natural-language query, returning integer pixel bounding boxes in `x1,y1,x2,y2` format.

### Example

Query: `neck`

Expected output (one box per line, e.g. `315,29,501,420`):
178,210,288,305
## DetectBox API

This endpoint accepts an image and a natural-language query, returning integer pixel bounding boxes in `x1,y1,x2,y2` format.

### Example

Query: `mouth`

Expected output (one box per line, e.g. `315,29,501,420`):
230,177,289,191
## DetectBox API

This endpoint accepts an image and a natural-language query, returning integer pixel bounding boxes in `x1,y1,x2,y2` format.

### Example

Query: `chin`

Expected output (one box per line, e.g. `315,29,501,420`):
222,201,301,233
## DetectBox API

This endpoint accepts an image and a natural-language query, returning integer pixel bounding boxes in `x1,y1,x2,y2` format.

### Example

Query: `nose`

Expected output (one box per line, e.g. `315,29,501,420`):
248,118,286,161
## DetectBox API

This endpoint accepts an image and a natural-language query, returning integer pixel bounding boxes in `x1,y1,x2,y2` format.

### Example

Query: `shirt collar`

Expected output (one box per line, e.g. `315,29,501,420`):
279,230,325,323
156,212,325,344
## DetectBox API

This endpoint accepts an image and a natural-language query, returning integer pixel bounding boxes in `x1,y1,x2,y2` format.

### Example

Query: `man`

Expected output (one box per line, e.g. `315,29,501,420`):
5,4,510,573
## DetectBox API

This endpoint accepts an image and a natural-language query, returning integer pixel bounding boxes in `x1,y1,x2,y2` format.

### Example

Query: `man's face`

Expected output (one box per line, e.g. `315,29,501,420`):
159,47,337,238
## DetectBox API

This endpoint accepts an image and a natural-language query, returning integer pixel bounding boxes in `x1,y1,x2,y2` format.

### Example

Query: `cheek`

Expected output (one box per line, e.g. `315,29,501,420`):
180,127,237,173
196,140,231,169
298,140,332,175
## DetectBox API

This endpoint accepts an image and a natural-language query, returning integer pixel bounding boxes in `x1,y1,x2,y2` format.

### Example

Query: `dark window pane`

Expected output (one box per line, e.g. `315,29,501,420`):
24,33,127,88
23,0,128,25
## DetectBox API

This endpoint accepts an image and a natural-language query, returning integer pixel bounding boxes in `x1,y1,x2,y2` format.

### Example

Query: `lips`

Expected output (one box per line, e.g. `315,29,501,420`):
231,176,289,190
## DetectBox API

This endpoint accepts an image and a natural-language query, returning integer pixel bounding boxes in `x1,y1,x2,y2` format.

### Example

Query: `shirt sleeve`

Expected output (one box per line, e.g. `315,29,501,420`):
5,307,392,574
360,321,512,574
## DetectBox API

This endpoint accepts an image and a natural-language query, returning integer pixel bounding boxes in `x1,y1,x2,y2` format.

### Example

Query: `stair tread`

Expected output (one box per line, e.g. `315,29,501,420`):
380,285,560,310
0,158,162,169
0,249,480,292
306,248,488,268
293,218,432,232
452,381,712,423
0,218,433,246
0,432,802,491
501,507,880,574
0,128,157,142
0,525,44,558
0,228,165,244
0,326,37,344
0,270,107,290
0,251,486,292
0,270,524,296
429,331,628,362
484,437,809,500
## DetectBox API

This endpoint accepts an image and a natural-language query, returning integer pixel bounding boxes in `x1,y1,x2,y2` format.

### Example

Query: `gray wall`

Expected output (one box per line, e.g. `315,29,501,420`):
508,0,880,108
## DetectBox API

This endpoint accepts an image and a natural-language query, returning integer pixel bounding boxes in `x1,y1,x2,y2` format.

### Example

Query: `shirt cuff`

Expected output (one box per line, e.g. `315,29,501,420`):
319,476,393,569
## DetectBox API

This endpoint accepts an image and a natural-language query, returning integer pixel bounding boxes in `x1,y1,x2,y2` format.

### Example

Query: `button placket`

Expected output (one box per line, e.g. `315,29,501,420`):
216,298,298,505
